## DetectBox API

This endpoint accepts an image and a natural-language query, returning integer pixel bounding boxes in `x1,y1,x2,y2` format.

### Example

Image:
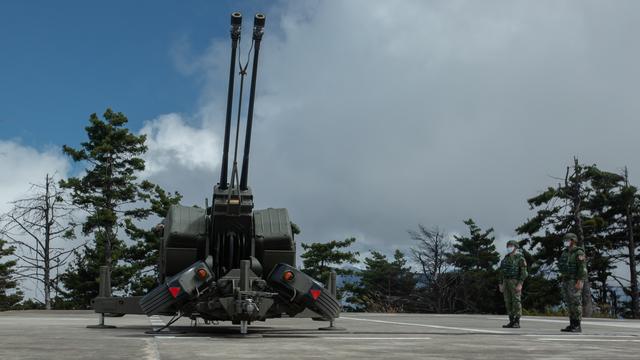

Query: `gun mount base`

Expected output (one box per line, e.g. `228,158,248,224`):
86,313,117,329
318,320,346,331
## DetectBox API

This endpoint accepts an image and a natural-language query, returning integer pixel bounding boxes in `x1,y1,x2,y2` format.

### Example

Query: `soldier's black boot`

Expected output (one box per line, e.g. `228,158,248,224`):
512,316,520,328
570,319,582,333
561,318,573,332
502,316,514,328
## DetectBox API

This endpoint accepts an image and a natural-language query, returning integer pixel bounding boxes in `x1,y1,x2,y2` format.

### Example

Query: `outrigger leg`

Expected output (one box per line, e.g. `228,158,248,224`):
319,271,344,331
87,266,116,329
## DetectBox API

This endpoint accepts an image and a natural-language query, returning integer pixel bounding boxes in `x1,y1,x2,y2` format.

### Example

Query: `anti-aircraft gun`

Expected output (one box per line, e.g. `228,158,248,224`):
91,12,341,334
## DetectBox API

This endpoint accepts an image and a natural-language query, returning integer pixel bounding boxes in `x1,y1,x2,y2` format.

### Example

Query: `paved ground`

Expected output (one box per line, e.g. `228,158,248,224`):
1,311,639,359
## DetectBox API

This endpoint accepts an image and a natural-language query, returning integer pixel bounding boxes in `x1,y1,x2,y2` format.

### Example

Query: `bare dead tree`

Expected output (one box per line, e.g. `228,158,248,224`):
0,173,80,309
409,225,455,312
409,225,451,282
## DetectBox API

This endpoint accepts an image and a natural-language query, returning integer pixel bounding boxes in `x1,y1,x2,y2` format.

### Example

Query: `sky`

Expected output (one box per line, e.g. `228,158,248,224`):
1,0,640,275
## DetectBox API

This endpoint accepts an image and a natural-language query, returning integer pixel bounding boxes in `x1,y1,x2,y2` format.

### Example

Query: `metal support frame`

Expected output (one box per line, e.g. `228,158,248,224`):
239,259,250,335
319,270,345,331
87,266,116,329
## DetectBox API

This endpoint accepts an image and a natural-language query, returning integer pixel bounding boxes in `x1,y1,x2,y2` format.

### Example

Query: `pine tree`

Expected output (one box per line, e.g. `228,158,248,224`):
59,231,129,308
517,158,623,316
60,109,178,305
123,184,181,295
621,168,640,318
346,250,416,312
448,219,501,313
520,264,561,314
449,219,499,271
583,167,625,312
390,250,417,301
0,239,23,310
300,237,359,282
605,167,640,318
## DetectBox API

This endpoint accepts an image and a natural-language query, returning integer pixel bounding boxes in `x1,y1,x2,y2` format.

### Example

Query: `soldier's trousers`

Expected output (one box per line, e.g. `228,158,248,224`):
502,279,522,317
561,280,582,320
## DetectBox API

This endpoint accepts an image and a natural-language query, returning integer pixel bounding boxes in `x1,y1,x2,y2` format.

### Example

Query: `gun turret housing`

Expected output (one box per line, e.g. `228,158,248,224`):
91,11,341,335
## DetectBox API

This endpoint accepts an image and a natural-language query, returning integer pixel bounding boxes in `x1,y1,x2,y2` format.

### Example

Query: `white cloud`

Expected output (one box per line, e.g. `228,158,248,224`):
154,0,640,257
140,113,221,177
0,140,70,213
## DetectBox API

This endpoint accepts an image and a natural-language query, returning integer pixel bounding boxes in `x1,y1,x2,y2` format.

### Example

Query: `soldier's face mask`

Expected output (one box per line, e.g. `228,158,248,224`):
564,241,572,248
507,246,514,253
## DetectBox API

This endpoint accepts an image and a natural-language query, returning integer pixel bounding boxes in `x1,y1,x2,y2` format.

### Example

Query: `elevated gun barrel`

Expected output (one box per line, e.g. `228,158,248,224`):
219,12,243,190
239,13,266,190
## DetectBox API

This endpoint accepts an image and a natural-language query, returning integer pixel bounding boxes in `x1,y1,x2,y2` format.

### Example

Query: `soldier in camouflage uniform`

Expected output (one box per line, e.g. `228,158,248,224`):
499,240,528,328
558,233,587,333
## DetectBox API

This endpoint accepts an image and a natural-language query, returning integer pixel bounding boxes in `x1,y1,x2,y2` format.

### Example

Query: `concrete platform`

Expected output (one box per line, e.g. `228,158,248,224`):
1,311,639,359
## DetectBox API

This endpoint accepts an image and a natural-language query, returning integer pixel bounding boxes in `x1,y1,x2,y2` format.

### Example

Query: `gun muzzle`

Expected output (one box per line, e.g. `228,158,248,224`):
231,12,242,26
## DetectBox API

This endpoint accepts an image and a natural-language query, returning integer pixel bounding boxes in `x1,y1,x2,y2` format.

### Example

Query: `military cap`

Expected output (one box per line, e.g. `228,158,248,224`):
563,233,578,242
506,240,519,248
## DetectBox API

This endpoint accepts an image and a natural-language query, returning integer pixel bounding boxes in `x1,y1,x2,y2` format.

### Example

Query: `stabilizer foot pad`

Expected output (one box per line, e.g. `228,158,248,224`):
87,325,116,329
222,333,263,338
145,329,186,335
318,326,346,331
